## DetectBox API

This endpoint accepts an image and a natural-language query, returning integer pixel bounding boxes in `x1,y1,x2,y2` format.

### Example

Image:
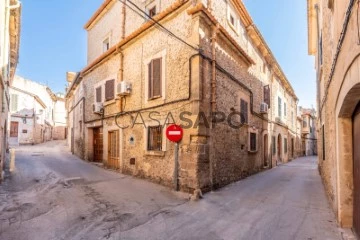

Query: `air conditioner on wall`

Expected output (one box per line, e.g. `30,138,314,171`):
93,103,103,114
260,102,269,114
117,81,132,96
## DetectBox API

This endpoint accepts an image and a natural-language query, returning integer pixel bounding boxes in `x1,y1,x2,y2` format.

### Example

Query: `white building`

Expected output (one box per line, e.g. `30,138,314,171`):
9,76,66,145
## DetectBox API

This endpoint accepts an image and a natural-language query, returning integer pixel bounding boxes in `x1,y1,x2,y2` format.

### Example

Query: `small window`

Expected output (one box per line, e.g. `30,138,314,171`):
249,133,257,152
147,126,162,151
284,138,288,153
105,79,115,101
103,37,110,53
303,119,307,128
22,129,27,134
148,6,156,18
96,86,102,103
148,58,162,99
263,85,270,107
229,14,235,26
272,136,276,154
240,99,248,124
284,103,287,116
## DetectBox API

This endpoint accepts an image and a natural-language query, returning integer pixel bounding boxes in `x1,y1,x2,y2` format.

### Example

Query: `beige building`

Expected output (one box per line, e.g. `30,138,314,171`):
9,76,66,145
299,106,317,156
66,0,299,193
0,0,21,180
308,0,360,235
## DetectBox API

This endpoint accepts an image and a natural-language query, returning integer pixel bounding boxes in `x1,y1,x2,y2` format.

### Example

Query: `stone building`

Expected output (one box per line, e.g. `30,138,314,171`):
307,0,360,234
9,76,66,145
299,106,317,156
66,0,299,193
0,0,21,180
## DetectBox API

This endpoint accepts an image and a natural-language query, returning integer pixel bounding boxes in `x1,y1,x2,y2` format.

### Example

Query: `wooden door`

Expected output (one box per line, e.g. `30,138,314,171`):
10,122,18,137
353,103,360,237
108,131,119,169
93,128,103,162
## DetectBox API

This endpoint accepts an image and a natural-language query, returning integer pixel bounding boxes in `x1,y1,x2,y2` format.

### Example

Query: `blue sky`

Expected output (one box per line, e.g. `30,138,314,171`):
18,0,316,108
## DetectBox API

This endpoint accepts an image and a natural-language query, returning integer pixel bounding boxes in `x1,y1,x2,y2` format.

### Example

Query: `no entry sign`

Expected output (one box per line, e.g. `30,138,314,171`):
166,124,183,143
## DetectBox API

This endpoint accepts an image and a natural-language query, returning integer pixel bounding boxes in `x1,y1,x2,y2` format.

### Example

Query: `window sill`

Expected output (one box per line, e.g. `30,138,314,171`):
248,150,258,154
148,96,162,101
103,99,116,106
145,151,165,157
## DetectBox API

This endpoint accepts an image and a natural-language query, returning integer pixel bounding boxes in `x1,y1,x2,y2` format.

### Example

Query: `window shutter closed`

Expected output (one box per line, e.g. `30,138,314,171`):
264,85,270,107
105,79,115,101
96,87,102,103
240,99,248,124
148,58,162,99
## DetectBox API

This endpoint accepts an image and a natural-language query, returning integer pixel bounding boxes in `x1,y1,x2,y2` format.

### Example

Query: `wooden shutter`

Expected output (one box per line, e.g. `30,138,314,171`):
105,79,115,101
263,85,270,107
148,58,162,99
278,97,282,117
96,87,102,103
240,99,248,124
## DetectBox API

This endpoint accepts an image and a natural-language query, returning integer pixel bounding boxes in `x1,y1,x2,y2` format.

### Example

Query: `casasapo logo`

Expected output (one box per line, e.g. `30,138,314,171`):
115,111,246,129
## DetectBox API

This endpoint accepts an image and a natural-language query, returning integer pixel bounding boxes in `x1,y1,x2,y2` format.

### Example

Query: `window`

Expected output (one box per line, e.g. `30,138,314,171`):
291,112,294,127
240,99,248,124
249,133,257,152
263,85,270,107
147,126,162,151
303,119,307,127
272,136,276,154
284,103,287,116
105,79,115,101
148,6,156,18
11,94,18,112
103,37,110,53
148,58,162,99
96,86,102,103
278,97,282,117
229,14,235,26
284,138,288,153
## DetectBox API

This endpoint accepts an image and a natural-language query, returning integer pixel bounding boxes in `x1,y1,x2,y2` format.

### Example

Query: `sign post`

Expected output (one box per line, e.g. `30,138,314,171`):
166,125,183,191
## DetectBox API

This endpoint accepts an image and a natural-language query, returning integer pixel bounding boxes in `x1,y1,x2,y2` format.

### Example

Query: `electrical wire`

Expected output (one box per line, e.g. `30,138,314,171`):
118,0,200,52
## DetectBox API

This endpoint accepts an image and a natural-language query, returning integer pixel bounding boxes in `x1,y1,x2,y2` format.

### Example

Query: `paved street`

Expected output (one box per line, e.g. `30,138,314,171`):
0,141,344,240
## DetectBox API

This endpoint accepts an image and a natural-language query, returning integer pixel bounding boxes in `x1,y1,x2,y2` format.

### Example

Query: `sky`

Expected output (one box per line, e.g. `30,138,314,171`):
17,0,316,108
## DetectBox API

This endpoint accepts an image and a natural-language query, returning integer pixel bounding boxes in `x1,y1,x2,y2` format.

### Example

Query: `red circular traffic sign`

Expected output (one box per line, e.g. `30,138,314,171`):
166,124,183,143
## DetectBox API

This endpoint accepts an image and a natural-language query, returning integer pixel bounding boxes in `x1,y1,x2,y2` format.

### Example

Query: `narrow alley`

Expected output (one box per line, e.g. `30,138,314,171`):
0,141,345,240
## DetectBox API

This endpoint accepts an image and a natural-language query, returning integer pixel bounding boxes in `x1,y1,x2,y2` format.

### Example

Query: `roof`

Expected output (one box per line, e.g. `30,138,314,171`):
10,86,47,109
9,0,22,84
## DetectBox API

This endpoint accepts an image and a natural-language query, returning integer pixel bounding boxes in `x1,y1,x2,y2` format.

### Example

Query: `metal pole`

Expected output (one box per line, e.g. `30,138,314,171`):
174,143,179,191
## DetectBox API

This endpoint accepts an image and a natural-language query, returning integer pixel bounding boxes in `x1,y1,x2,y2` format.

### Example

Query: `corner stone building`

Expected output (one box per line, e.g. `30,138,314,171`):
67,0,299,193
308,0,360,235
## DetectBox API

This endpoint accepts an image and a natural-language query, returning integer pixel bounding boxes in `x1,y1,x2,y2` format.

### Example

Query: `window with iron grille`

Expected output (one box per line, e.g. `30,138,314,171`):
240,99,248,124
284,138,288,153
148,58,162,99
272,136,276,154
250,133,257,152
105,79,115,101
148,126,162,151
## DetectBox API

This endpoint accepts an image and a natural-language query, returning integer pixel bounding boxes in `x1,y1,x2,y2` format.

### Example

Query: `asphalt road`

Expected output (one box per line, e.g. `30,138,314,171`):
0,141,346,240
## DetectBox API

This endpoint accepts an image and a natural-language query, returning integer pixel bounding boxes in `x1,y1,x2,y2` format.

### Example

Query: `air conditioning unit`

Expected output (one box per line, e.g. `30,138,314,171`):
117,81,132,96
260,102,269,113
93,103,103,114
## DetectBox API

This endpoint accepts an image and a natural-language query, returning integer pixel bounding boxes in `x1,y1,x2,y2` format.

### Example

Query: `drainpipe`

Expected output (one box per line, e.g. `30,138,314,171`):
210,24,219,113
118,0,126,113
314,3,321,123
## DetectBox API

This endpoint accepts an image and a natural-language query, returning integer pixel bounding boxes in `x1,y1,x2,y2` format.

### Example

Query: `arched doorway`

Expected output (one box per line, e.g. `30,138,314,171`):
277,134,282,164
353,102,360,235
263,134,268,167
